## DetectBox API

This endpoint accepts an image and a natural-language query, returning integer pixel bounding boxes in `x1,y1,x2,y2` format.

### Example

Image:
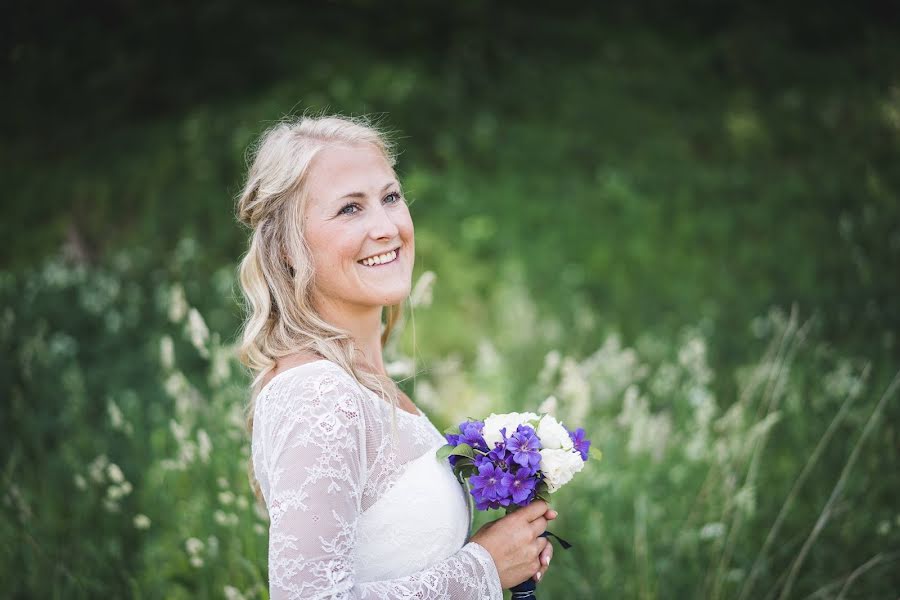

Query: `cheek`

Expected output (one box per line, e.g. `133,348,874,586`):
400,210,415,239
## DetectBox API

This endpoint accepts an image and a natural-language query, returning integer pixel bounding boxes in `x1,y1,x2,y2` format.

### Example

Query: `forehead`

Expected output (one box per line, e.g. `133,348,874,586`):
305,143,395,203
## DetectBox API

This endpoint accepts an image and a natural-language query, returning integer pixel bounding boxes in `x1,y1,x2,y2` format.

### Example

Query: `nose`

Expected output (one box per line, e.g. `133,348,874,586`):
367,202,400,241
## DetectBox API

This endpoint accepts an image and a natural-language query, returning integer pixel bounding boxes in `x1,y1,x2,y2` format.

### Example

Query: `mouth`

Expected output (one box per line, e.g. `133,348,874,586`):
357,246,401,268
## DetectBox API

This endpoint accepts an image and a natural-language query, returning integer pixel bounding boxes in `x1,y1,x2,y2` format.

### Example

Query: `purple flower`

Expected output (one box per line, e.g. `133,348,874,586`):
569,427,591,461
487,442,511,466
472,453,494,469
501,466,538,505
469,462,510,510
459,420,487,451
506,425,542,469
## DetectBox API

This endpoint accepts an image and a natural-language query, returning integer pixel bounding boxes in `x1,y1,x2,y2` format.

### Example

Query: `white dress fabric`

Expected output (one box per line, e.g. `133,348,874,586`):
251,359,504,599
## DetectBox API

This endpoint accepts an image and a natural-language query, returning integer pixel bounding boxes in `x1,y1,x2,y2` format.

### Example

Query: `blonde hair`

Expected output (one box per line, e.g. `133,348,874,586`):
234,113,407,502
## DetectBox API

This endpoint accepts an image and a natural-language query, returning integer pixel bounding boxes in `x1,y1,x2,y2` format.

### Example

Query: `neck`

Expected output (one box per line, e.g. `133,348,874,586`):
316,298,386,376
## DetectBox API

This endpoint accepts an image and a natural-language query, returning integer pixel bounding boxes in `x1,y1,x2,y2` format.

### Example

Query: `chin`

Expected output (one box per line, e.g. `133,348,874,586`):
380,290,410,306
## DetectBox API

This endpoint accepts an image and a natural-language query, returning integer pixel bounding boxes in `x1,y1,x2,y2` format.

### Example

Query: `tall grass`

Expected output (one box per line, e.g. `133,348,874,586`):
1,248,897,598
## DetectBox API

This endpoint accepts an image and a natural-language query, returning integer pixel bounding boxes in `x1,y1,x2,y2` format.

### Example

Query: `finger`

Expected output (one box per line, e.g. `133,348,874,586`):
521,500,549,521
533,542,553,583
544,508,559,520
532,556,548,583
530,515,548,537
540,540,554,567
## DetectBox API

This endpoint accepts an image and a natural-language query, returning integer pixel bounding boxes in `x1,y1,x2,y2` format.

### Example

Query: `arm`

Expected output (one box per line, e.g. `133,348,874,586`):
258,368,503,600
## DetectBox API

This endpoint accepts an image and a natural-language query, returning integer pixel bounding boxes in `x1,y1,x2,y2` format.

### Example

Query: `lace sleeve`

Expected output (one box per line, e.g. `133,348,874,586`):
254,366,503,600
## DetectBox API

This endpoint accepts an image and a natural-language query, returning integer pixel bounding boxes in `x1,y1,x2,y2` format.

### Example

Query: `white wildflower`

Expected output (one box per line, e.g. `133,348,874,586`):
190,556,204,568
409,270,436,308
160,335,175,370
223,586,246,600
618,386,672,462
218,491,234,506
538,350,562,387
133,514,151,530
185,308,210,358
537,395,558,416
107,398,125,430
385,358,414,378
734,485,757,516
73,474,87,491
168,284,188,323
476,339,501,374
197,429,212,463
699,522,725,540
185,537,204,555
209,343,232,385
88,455,109,483
650,362,679,398
106,463,124,484
169,419,188,442
678,334,712,385
558,356,591,423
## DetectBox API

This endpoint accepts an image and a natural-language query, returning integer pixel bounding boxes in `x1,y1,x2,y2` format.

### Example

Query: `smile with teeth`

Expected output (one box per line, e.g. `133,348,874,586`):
358,248,399,267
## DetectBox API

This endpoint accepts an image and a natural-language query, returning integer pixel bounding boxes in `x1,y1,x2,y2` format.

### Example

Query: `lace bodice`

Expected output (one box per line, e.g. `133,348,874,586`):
251,359,503,599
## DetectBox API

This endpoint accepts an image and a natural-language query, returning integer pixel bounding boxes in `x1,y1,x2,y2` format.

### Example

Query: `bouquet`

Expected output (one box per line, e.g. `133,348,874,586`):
437,411,599,598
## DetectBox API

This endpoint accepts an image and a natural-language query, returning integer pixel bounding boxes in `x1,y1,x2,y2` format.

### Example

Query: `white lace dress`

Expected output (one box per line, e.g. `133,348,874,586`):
251,359,504,599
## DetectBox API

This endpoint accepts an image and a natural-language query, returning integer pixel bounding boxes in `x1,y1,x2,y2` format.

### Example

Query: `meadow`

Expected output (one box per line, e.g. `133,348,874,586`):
2,5,899,598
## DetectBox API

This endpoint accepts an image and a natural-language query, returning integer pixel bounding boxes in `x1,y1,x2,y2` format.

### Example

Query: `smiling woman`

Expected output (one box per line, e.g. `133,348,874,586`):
233,113,555,599
300,142,415,314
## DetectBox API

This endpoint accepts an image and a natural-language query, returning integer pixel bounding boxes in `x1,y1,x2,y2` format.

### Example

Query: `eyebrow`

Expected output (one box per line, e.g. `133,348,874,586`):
337,181,397,201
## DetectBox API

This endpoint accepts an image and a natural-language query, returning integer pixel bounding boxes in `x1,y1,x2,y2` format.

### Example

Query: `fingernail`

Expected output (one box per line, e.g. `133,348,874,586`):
543,556,549,566
535,571,542,582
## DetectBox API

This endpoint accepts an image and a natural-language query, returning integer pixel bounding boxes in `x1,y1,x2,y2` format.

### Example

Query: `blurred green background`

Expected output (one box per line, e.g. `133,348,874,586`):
2,2,899,598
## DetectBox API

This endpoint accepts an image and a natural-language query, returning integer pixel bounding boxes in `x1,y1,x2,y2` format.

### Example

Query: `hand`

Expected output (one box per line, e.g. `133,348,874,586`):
470,500,559,589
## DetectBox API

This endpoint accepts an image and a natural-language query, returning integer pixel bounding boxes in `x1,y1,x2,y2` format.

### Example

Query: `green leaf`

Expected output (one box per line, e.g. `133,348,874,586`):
458,464,478,479
589,447,603,461
449,443,475,458
435,444,454,461
443,424,461,436
454,457,475,469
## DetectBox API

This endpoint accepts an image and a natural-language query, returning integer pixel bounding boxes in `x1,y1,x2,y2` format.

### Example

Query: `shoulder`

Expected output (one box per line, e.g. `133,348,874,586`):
261,358,367,398
256,359,369,431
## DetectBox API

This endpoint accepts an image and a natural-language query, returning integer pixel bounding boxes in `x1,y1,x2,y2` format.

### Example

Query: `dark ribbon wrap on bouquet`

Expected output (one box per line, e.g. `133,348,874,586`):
509,531,572,600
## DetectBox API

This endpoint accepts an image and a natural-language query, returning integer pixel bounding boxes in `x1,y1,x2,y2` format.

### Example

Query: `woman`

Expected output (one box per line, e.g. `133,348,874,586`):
235,114,555,599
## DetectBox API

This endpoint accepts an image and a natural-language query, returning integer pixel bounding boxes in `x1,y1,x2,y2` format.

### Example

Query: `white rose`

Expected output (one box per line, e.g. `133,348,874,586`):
539,448,585,493
536,415,574,451
482,412,540,448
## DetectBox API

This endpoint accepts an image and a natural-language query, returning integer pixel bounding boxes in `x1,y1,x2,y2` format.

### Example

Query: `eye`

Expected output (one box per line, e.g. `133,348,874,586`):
384,191,403,204
337,202,361,216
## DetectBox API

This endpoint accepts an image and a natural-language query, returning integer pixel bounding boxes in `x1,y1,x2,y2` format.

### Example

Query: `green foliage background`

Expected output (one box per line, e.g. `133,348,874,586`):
2,3,899,598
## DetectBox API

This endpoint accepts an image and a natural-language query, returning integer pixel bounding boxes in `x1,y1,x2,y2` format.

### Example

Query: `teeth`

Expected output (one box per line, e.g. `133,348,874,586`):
360,249,397,266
